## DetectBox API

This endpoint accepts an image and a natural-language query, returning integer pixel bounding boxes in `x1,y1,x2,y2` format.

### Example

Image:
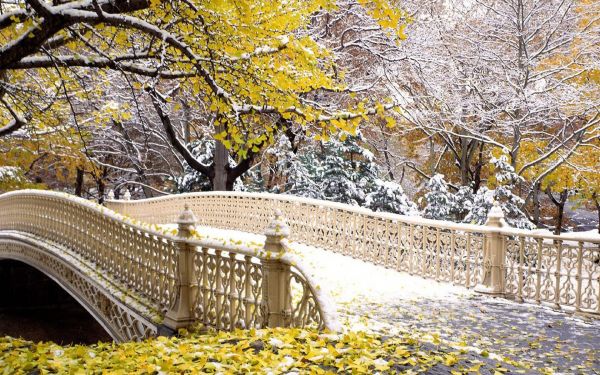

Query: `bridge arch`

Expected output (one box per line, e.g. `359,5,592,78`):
0,235,158,342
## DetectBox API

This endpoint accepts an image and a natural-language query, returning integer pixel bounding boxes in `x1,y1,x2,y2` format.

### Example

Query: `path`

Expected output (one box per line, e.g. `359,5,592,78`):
193,225,600,374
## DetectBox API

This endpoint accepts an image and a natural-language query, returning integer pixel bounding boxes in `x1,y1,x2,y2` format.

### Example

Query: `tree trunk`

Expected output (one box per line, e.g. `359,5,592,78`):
593,193,600,234
555,199,565,235
546,188,568,235
97,178,106,205
472,142,484,192
213,125,229,191
96,167,108,204
74,168,84,197
532,182,541,226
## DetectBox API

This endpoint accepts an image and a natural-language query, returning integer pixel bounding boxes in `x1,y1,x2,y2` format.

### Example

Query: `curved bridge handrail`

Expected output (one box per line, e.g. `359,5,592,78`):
0,190,336,338
106,191,600,317
0,190,181,313
107,191,600,243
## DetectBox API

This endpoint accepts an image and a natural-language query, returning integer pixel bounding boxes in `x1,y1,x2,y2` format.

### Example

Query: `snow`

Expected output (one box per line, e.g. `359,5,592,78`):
289,241,467,306
0,166,22,180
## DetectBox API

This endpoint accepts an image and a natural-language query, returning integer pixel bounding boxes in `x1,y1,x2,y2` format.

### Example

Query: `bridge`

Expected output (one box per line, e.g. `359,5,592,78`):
0,190,331,342
1,190,599,342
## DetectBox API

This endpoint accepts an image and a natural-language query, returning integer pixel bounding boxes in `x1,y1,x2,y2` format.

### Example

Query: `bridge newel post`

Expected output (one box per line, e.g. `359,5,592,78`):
163,204,198,332
262,209,292,328
476,201,507,296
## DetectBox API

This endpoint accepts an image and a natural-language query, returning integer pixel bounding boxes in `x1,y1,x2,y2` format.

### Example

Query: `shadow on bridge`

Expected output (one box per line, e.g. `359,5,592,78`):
0,260,112,345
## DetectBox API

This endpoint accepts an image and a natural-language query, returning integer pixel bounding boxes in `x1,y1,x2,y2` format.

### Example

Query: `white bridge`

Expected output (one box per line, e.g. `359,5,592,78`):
0,190,598,342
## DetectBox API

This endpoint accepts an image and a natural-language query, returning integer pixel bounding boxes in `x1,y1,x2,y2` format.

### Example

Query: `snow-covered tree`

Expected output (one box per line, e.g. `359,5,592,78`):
464,156,534,229
319,146,364,205
365,180,419,215
491,156,535,229
423,174,453,220
0,166,35,192
464,187,495,226
269,136,323,198
451,185,474,222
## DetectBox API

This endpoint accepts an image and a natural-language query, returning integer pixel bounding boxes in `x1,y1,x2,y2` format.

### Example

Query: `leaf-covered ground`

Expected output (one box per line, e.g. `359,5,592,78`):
1,225,598,374
1,328,522,374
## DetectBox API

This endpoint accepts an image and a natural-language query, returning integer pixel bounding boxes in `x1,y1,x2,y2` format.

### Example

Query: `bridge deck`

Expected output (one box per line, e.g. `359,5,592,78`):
186,224,600,373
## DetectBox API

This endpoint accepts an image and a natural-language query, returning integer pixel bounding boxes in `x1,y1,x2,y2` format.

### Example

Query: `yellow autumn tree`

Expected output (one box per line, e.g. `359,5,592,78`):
0,0,409,191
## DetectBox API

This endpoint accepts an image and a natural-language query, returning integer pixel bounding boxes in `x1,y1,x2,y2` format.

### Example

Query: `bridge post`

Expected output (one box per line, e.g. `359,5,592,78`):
476,202,507,296
262,209,292,327
163,204,198,331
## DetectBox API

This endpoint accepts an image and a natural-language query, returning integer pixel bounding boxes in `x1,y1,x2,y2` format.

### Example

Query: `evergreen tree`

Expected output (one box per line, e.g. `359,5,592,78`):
451,184,474,221
464,186,495,225
491,155,534,229
463,156,534,229
365,179,419,215
423,174,453,220
271,136,322,198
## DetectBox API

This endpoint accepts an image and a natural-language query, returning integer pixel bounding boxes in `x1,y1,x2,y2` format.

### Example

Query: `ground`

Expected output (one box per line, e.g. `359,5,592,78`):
199,226,600,374
1,225,598,373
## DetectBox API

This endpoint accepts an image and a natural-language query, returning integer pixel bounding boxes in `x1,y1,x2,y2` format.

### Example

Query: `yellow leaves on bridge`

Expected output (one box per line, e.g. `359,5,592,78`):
0,328,511,374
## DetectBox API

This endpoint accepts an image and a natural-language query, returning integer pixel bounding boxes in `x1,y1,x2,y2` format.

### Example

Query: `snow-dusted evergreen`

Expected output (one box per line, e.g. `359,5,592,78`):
244,132,418,215
463,156,534,229
269,135,322,198
423,174,453,220
365,180,419,215
451,184,474,221
464,186,495,225
0,166,32,191
490,156,535,229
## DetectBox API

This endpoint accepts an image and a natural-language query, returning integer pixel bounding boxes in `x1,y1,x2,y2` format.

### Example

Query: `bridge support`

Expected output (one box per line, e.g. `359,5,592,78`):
262,210,292,327
476,202,507,296
163,205,198,331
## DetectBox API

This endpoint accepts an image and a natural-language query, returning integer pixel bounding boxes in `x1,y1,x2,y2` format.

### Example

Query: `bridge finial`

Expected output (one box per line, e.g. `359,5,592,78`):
177,204,197,237
164,203,198,332
485,200,506,228
107,189,115,200
123,189,131,201
264,209,290,253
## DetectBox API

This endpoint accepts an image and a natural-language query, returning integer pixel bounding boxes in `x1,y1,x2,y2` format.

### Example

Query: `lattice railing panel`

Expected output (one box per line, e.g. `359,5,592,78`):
506,237,600,314
107,193,487,289
289,268,326,330
192,248,266,330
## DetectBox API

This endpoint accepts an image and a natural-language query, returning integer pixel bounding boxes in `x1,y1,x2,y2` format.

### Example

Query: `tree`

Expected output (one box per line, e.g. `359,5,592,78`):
365,179,418,215
175,138,237,193
464,186,495,226
0,0,409,191
451,184,474,222
464,155,534,229
422,174,452,221
377,0,599,215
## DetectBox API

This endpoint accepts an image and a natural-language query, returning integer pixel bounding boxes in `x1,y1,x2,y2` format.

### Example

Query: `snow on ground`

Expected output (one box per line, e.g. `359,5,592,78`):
174,225,600,373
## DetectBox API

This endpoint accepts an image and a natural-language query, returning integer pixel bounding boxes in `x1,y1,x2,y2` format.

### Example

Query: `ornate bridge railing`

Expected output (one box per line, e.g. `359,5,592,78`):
0,190,336,342
107,191,600,318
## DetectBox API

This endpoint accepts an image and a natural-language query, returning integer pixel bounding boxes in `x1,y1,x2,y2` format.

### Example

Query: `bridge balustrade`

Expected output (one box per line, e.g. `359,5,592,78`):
107,191,600,318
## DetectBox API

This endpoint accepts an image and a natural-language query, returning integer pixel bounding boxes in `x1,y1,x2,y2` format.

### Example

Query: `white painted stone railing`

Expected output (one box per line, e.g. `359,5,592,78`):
107,191,600,318
0,190,335,342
